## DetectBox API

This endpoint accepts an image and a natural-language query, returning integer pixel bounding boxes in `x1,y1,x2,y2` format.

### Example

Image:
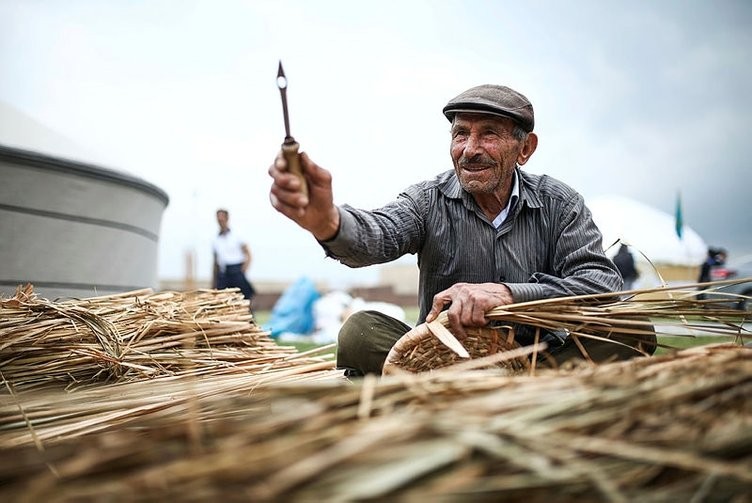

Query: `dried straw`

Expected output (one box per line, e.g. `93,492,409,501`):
1,282,750,500
385,280,751,374
0,285,336,391
0,345,749,501
384,325,529,375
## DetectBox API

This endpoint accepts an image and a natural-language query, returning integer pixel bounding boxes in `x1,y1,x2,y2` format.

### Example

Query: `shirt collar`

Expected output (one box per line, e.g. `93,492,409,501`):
492,169,520,228
438,168,523,226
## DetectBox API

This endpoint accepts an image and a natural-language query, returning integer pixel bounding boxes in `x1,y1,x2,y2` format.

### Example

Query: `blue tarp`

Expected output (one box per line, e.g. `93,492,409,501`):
264,276,320,338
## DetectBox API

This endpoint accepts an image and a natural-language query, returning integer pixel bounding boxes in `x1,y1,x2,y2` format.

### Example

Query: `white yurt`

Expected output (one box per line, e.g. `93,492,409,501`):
0,102,169,300
587,194,707,286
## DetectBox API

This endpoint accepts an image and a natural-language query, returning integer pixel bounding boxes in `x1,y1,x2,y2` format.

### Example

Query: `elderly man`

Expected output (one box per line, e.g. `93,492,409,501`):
269,84,650,376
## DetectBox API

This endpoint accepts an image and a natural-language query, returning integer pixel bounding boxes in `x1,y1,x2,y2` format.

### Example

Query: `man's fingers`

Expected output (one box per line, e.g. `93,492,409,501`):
269,191,305,219
471,302,488,326
426,293,451,323
425,305,441,323
271,153,305,192
299,151,311,171
445,306,467,340
270,170,308,206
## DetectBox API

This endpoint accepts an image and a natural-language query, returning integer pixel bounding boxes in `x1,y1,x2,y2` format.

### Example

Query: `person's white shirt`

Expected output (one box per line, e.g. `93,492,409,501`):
213,230,247,270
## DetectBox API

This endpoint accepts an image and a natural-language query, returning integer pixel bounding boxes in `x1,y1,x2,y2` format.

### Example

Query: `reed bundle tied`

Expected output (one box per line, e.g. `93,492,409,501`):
0,344,749,502
0,285,336,390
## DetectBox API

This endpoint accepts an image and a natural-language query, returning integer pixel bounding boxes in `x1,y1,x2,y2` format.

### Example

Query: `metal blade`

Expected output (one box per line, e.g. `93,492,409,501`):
277,60,291,139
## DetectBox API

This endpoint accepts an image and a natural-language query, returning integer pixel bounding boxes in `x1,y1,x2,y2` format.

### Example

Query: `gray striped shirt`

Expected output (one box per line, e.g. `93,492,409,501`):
321,167,622,323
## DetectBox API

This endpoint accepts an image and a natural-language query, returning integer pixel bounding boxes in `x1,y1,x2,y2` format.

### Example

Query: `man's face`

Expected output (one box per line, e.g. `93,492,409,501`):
450,114,525,196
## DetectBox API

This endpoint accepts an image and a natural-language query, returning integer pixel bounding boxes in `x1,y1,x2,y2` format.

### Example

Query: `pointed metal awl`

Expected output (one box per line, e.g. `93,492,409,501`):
276,60,307,196
277,61,292,141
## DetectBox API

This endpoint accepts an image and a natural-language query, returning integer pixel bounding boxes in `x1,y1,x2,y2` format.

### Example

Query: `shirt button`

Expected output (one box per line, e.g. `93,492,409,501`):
499,276,506,282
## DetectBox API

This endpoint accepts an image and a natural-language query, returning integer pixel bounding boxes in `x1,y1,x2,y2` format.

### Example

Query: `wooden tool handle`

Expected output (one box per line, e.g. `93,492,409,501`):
281,141,308,197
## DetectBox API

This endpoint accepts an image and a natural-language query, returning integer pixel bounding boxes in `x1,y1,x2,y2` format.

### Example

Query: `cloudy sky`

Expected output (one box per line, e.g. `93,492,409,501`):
1,0,750,288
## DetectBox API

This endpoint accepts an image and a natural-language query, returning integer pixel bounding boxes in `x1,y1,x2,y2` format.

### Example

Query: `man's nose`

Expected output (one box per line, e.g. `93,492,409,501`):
463,133,483,156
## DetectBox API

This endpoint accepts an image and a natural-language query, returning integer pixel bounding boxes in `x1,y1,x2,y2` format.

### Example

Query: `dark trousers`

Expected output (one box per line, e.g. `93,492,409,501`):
337,310,656,376
217,264,256,302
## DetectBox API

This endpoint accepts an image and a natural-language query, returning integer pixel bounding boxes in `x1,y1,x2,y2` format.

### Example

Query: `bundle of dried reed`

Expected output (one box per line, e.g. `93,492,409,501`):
0,344,749,501
0,360,343,450
0,285,335,390
385,281,750,374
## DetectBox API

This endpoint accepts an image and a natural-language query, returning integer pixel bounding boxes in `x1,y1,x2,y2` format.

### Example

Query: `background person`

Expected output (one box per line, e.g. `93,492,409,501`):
612,243,639,290
212,208,256,306
697,247,727,301
269,84,654,376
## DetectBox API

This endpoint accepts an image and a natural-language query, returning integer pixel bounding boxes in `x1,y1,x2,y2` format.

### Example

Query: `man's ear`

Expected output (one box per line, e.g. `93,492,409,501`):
517,132,538,166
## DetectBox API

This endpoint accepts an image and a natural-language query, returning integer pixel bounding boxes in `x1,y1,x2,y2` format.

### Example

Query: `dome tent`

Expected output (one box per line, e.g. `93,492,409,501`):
587,195,707,267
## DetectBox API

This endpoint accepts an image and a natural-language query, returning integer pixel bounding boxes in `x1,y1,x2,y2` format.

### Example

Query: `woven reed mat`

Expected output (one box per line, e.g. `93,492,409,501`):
383,323,530,374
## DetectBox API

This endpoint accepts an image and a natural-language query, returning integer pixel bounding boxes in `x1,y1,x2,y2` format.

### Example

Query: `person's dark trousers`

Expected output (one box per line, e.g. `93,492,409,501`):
217,263,256,308
540,326,656,368
336,311,656,376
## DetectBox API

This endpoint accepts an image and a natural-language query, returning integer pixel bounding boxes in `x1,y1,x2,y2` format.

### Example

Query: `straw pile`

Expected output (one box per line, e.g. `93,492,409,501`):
0,285,337,391
0,344,749,501
1,282,750,501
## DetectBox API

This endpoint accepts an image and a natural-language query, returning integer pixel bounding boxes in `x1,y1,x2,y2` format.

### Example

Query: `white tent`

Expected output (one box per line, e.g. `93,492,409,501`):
587,195,707,267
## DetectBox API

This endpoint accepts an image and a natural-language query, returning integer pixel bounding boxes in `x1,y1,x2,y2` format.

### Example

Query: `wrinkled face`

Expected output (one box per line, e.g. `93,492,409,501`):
450,114,525,195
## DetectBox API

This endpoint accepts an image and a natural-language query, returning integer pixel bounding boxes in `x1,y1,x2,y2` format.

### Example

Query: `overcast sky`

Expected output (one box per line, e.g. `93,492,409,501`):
1,0,750,288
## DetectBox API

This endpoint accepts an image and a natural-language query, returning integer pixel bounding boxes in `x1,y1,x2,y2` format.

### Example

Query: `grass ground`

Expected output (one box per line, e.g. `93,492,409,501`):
653,335,738,355
253,309,742,358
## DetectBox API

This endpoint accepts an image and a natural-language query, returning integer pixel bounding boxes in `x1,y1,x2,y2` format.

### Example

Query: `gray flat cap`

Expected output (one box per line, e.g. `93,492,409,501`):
443,84,535,132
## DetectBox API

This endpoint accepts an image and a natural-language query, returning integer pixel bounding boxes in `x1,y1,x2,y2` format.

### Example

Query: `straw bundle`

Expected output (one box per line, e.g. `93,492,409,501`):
0,344,749,501
0,363,343,450
0,285,335,390
385,281,750,374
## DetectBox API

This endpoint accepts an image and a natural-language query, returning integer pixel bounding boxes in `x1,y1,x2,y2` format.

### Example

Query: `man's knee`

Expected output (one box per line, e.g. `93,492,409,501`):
336,311,371,358
336,310,410,376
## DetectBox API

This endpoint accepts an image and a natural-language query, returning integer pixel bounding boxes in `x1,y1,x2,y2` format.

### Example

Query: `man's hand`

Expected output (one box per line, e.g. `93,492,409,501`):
268,151,340,241
425,282,515,337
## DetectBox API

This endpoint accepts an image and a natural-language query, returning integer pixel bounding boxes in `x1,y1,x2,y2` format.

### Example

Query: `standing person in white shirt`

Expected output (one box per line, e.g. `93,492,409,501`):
212,209,256,307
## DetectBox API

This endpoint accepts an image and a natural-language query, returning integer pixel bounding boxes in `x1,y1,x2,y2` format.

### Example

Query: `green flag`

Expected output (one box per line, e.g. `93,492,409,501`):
675,192,683,239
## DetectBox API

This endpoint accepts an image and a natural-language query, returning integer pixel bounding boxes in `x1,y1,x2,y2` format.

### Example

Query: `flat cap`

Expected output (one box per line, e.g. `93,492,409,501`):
442,84,535,132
